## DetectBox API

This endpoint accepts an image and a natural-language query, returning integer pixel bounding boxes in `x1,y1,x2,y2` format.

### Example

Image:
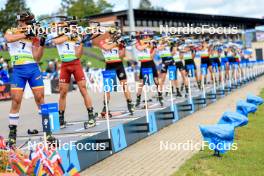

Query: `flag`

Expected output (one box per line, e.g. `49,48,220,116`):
48,150,61,164
10,159,27,175
34,159,44,176
55,160,65,175
67,163,80,176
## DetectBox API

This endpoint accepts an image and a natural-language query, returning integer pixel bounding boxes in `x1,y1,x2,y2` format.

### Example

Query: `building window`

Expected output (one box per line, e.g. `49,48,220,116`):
124,20,128,26
173,21,177,27
136,20,141,26
142,20,147,26
148,20,152,27
159,20,163,26
153,20,158,27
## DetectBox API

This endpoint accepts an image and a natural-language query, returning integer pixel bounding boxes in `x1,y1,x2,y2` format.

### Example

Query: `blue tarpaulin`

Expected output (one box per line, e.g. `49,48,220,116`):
199,124,235,154
218,111,248,128
236,100,257,117
247,94,263,106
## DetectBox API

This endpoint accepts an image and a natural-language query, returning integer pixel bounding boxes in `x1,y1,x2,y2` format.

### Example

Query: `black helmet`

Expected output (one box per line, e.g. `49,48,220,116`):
17,11,35,23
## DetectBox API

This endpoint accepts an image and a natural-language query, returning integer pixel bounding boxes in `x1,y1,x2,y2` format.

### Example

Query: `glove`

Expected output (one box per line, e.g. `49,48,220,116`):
40,37,46,47
24,28,36,37
81,34,91,43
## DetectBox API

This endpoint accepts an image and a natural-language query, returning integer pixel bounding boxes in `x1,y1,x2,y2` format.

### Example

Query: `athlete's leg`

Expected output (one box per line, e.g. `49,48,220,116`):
159,72,167,92
77,80,93,108
32,87,45,109
120,79,132,100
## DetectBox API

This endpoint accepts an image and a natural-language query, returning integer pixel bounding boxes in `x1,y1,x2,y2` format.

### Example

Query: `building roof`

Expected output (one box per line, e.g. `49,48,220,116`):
88,9,264,28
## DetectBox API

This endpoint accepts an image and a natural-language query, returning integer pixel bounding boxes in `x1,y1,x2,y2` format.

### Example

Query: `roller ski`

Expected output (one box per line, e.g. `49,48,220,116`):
101,105,112,118
84,108,98,129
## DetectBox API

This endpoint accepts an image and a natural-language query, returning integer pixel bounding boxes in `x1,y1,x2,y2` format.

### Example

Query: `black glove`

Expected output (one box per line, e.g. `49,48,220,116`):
40,37,46,47
24,28,35,37
81,34,91,44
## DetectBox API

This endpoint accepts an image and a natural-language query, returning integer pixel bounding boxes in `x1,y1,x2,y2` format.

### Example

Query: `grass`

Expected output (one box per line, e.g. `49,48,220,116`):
1,47,105,70
172,90,264,176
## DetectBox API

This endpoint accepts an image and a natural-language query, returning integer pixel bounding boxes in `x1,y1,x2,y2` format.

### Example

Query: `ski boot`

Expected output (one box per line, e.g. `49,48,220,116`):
175,88,182,97
6,125,17,148
158,92,164,106
127,100,135,115
46,132,59,148
185,86,189,98
197,81,202,90
59,111,66,129
180,83,184,91
101,105,112,118
135,95,141,108
84,108,97,129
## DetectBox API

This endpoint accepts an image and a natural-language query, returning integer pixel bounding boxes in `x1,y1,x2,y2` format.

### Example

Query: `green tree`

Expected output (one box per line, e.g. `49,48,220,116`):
97,0,113,13
0,0,29,32
60,0,113,18
139,0,153,10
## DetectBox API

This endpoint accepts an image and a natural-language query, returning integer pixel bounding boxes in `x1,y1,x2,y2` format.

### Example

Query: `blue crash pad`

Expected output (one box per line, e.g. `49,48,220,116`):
199,124,235,154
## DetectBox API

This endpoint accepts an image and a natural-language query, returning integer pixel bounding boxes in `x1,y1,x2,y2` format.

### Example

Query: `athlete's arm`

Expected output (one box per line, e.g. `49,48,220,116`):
75,43,83,59
135,42,148,51
52,35,68,45
101,41,117,50
119,44,126,59
157,44,165,50
171,47,177,56
32,37,45,61
4,33,26,43
150,48,156,59
32,45,44,62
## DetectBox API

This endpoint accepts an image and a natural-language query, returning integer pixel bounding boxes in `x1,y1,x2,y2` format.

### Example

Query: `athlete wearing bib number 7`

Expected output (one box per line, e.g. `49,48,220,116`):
4,11,50,147
52,30,97,128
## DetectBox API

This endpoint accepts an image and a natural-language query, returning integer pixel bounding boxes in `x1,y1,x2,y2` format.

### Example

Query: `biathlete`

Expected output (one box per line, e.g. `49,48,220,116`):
135,32,163,107
51,25,97,128
209,45,222,85
157,37,181,97
199,39,213,85
98,30,134,116
181,43,199,97
171,41,185,97
4,11,53,146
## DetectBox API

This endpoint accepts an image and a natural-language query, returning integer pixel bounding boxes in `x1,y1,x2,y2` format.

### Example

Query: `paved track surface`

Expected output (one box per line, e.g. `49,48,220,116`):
80,77,264,176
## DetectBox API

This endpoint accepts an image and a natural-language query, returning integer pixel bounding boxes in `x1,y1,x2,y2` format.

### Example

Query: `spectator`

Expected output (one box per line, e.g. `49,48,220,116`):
0,58,9,84
85,62,92,72
45,61,58,79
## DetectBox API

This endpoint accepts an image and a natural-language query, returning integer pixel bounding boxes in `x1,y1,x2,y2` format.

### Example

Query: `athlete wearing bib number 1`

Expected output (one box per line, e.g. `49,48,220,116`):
52,29,97,128
4,11,53,147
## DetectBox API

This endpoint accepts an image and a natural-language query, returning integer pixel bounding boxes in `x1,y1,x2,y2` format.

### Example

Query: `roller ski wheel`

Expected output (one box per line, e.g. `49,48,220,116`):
101,111,112,118
84,118,96,129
